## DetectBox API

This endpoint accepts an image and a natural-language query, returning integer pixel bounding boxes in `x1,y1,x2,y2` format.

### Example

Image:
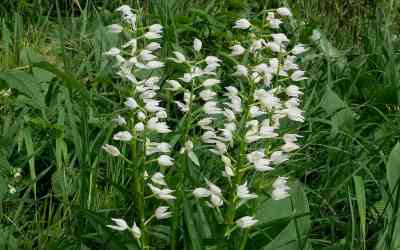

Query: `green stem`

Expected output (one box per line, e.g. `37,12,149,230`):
225,79,255,225
131,123,148,249
171,80,196,250
239,230,249,250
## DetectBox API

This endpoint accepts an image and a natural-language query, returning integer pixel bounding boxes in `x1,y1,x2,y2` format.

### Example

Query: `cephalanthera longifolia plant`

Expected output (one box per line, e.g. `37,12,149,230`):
102,5,307,249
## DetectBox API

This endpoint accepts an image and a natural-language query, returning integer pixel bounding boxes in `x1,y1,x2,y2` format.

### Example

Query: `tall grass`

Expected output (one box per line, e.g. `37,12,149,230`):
1,0,400,249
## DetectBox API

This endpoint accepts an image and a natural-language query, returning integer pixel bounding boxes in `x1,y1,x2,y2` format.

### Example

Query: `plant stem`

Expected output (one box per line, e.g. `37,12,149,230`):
239,230,249,250
171,79,195,250
225,78,255,225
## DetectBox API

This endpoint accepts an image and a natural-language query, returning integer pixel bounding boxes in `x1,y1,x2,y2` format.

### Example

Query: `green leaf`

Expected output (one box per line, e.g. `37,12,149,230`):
320,86,346,114
386,143,400,193
33,67,56,83
331,108,354,135
0,175,7,201
317,31,343,58
0,71,46,109
184,199,203,250
19,47,44,65
256,182,310,250
385,143,400,249
22,126,37,200
33,62,90,102
189,151,200,166
353,176,366,248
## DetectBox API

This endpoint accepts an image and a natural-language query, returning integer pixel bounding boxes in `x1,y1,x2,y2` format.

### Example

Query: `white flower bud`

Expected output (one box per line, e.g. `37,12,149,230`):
137,111,146,121
132,222,142,239
210,194,223,207
194,38,202,51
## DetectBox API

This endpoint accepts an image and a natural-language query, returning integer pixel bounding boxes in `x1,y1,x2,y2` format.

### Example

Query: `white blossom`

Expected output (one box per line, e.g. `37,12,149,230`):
112,115,127,126
200,89,217,101
158,155,174,167
230,44,246,56
146,42,161,51
286,85,303,97
144,32,162,39
113,131,133,141
277,7,292,17
147,183,176,200
155,206,172,220
202,78,220,88
272,33,289,44
148,24,163,34
281,142,300,152
205,56,221,65
166,80,182,91
102,144,121,157
203,101,222,114
107,218,129,231
104,47,121,56
233,18,251,29
151,172,167,186
270,151,289,164
124,97,138,109
236,216,258,229
147,61,165,69
210,194,223,207
237,182,257,200
193,188,211,198
172,51,187,63
272,176,290,200
234,65,248,76
135,122,145,132
291,44,307,55
291,70,308,81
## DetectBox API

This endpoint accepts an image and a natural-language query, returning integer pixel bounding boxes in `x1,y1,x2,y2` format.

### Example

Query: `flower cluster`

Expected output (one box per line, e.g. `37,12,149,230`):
102,5,175,245
102,4,308,248
180,8,308,230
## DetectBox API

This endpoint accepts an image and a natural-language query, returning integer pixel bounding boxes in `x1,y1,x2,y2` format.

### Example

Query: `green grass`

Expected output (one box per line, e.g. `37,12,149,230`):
1,0,400,249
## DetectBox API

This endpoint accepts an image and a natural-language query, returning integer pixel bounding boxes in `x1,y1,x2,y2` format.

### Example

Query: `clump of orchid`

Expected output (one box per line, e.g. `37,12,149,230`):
102,4,308,249
102,4,174,248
